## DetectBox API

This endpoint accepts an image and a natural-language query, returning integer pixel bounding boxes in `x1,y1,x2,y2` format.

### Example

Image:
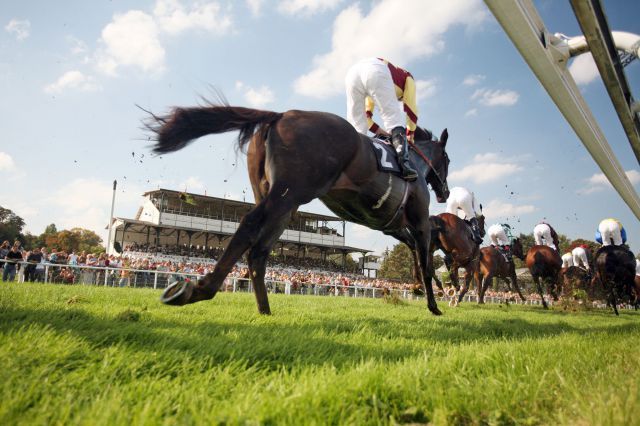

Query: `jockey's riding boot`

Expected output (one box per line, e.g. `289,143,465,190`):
391,126,418,182
468,217,483,245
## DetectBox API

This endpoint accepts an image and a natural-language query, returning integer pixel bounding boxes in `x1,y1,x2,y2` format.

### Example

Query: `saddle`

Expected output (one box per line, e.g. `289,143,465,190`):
495,245,512,262
367,136,415,175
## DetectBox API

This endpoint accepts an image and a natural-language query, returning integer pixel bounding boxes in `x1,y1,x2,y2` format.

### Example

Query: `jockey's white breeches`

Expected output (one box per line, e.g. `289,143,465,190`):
561,253,574,268
571,247,589,270
488,224,509,246
599,219,622,246
533,223,556,250
636,259,640,276
345,58,404,134
445,187,477,220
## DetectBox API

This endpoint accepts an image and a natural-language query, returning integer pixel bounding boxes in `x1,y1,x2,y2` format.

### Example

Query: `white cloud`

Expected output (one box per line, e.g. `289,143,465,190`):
44,178,144,240
5,19,30,41
246,0,265,16
96,10,165,75
569,53,599,86
578,169,640,195
44,70,102,94
66,36,88,55
278,0,343,16
471,88,519,106
464,108,477,117
462,74,484,86
153,0,232,35
293,0,487,98
449,152,524,184
180,176,206,193
416,79,437,103
0,152,16,172
236,81,275,107
483,199,537,220
92,2,233,76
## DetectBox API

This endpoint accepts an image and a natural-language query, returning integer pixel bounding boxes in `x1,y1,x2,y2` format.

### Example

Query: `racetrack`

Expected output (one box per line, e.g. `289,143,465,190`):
1,283,638,425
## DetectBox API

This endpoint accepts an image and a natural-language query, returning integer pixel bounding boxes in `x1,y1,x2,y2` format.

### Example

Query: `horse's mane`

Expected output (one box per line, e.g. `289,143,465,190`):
414,127,434,142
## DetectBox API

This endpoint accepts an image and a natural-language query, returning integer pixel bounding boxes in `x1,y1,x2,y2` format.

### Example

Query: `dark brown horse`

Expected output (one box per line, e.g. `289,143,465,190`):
592,245,636,315
428,212,485,302
149,102,450,315
474,238,526,304
526,245,562,309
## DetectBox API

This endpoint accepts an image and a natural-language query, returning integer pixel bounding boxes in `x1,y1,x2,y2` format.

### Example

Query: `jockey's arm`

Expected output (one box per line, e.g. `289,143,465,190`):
402,76,419,142
365,97,385,135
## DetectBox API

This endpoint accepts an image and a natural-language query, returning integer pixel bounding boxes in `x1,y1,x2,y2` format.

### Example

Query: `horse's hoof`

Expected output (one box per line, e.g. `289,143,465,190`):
429,305,443,316
161,281,195,306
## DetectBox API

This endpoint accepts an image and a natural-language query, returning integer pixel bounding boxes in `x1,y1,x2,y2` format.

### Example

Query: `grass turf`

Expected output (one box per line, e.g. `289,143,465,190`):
0,282,639,425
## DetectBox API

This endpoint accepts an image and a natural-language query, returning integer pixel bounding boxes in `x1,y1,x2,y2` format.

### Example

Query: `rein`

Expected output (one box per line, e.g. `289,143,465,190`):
410,141,448,190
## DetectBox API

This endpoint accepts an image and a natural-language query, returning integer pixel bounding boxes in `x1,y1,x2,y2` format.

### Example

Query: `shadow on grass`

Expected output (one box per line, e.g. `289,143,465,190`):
1,302,638,371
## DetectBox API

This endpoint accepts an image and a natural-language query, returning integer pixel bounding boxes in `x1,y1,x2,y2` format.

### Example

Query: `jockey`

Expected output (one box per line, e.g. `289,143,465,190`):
571,245,590,271
345,57,419,181
595,218,627,246
561,252,574,268
445,186,483,244
636,259,640,276
488,223,511,248
533,221,557,250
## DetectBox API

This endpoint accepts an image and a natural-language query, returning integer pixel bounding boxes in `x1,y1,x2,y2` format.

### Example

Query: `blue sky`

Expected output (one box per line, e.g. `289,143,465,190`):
1,0,639,255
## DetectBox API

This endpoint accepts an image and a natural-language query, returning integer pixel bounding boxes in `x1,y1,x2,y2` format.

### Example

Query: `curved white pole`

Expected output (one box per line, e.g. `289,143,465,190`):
555,31,640,59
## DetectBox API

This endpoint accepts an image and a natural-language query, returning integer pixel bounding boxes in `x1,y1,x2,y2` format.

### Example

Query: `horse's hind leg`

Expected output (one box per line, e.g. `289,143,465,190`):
246,200,296,314
533,276,548,309
478,272,493,304
165,192,296,306
456,267,473,304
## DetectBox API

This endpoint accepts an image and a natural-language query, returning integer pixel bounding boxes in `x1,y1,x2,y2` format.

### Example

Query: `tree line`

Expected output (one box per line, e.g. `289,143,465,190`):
377,231,602,282
0,206,103,254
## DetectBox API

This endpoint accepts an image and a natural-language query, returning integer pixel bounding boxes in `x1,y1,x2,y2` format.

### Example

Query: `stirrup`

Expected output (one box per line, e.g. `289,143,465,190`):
402,169,418,181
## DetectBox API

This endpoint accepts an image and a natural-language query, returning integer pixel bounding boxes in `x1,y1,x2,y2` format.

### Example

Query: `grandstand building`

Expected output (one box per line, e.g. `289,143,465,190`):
108,189,376,272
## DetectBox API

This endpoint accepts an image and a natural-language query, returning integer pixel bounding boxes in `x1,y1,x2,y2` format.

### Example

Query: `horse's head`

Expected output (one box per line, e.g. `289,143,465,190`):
414,127,450,203
511,238,525,260
477,214,486,238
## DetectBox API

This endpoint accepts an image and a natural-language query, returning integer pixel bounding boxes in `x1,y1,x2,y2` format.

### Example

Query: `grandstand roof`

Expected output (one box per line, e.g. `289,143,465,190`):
143,188,342,222
112,217,372,254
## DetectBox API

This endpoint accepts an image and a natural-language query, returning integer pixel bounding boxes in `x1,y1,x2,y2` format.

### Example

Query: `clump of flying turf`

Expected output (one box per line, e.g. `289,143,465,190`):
115,309,141,322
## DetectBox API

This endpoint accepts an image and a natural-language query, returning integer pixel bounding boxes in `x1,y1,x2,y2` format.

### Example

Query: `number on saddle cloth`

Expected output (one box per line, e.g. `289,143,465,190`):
368,137,402,174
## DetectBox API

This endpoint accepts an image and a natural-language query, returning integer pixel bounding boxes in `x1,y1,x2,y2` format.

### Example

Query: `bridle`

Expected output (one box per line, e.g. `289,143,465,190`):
410,141,449,194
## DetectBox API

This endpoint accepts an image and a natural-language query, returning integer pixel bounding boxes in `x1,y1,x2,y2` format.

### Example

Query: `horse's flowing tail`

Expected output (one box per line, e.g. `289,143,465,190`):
147,103,283,154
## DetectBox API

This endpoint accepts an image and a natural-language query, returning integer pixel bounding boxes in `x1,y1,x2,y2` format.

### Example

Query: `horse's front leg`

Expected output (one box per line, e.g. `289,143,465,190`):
509,266,526,302
413,230,441,316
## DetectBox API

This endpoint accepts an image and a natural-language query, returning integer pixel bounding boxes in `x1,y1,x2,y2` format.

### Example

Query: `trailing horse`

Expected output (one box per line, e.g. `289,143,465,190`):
476,238,526,304
592,245,636,315
526,245,563,309
428,212,485,304
148,101,450,315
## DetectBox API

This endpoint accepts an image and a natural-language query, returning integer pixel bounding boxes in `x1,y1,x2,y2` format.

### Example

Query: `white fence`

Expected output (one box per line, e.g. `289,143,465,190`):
0,260,571,307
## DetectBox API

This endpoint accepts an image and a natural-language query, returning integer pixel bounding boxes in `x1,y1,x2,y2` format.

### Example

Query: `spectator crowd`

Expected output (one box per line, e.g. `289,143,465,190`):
2,239,553,302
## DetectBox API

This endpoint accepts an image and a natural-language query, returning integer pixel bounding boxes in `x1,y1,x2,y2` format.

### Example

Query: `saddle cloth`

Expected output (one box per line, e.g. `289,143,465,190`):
496,246,512,263
367,137,403,174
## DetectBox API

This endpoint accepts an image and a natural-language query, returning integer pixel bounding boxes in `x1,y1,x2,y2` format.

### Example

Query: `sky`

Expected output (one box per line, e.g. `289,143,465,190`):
1,0,639,256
